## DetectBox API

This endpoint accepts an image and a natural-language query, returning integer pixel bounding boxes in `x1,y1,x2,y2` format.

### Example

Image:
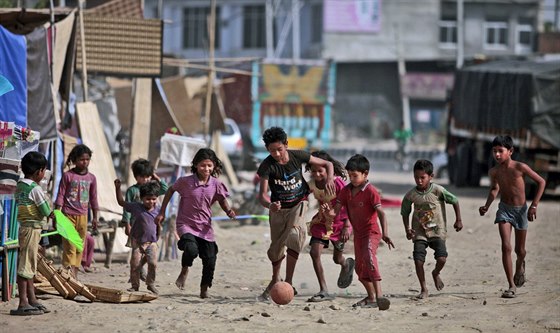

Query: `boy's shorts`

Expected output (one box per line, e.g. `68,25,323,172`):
17,226,42,279
267,201,308,263
495,202,528,230
309,236,345,252
413,238,447,262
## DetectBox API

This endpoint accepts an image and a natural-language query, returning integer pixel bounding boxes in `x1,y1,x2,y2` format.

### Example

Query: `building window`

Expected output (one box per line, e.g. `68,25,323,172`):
439,20,457,46
183,6,221,49
311,4,323,43
484,21,508,49
516,24,533,53
243,5,266,48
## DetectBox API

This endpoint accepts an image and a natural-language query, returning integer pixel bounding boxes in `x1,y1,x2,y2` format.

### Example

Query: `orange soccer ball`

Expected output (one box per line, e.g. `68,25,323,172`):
269,281,294,305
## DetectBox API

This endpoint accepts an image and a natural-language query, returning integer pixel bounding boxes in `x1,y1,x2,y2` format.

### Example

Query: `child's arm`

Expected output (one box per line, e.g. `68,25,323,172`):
308,155,335,195
155,187,176,225
452,202,463,231
479,168,499,216
518,162,546,221
377,206,395,249
218,198,236,219
258,177,281,212
402,215,414,240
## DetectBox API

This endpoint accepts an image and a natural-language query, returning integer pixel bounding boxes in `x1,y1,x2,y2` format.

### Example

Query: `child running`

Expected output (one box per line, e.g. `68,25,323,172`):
479,135,546,299
54,144,99,278
155,148,235,298
122,159,168,282
305,150,354,302
256,127,335,301
401,159,463,299
11,152,53,316
333,154,394,310
114,179,161,294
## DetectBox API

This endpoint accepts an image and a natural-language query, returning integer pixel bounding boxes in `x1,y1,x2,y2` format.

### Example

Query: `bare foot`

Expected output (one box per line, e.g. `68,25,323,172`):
432,270,444,291
416,290,429,299
175,273,187,290
200,285,209,298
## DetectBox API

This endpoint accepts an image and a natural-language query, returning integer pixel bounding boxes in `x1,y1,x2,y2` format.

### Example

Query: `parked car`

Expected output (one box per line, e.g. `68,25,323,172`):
220,118,244,170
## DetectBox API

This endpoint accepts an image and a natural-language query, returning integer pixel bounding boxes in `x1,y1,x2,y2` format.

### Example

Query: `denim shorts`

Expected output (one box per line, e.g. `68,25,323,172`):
495,202,528,230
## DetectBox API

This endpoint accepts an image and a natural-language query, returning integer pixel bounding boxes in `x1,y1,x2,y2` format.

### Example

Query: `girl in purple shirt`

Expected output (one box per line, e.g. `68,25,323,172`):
156,148,235,298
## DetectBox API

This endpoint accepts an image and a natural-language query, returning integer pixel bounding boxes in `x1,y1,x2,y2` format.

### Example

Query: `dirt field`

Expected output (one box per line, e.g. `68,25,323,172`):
2,170,559,333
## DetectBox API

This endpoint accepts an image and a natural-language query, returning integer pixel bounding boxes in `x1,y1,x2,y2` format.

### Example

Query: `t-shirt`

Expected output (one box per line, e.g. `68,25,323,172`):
122,180,168,224
54,169,99,216
256,150,310,208
15,179,51,228
400,183,458,241
123,202,160,243
337,181,381,239
172,174,229,242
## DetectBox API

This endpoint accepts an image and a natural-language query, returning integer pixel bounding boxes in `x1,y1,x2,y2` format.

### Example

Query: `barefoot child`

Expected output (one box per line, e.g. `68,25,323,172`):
115,179,161,293
479,135,546,299
401,159,463,299
155,148,235,298
256,127,335,301
333,154,394,310
54,144,99,278
11,152,53,316
305,150,354,302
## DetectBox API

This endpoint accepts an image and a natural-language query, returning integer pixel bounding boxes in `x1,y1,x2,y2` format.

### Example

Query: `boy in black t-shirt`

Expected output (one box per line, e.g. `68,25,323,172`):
256,127,335,301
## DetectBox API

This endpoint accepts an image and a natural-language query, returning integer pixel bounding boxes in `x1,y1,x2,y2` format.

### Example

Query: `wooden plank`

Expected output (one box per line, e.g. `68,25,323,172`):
127,78,152,186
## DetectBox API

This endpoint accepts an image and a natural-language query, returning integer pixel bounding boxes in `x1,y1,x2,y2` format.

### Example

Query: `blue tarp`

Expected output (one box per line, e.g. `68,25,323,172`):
0,25,27,126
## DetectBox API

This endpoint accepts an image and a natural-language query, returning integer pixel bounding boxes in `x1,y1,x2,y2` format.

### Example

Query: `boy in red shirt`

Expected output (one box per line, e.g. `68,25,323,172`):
334,154,394,310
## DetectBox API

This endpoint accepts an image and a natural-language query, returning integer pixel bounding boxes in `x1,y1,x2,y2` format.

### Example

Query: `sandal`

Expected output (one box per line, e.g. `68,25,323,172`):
337,258,355,289
10,305,43,316
352,297,377,308
501,288,516,299
307,291,334,302
31,303,51,313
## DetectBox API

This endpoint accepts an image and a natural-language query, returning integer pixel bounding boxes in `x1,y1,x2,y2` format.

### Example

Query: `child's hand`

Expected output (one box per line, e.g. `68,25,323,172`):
341,226,350,242
124,223,131,236
405,228,415,240
382,235,395,250
154,214,165,225
91,219,98,230
454,219,463,232
269,201,281,213
527,206,537,221
478,205,488,216
226,209,236,219
114,179,121,188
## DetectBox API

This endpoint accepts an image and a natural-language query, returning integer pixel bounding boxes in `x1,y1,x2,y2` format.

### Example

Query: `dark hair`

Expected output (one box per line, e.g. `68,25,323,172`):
66,144,92,168
306,150,346,180
413,159,434,175
492,135,514,150
131,158,153,178
139,181,160,198
190,148,223,177
345,154,370,173
262,127,287,148
21,151,48,177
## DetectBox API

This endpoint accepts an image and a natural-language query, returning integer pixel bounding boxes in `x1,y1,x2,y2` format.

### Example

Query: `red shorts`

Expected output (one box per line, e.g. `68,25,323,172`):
354,232,382,282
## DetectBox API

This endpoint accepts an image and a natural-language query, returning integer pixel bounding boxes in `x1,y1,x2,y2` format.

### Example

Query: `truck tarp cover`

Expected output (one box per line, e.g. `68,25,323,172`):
451,60,560,148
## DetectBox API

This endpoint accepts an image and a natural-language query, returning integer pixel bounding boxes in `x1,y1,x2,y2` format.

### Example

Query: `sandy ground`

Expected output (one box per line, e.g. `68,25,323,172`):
1,170,559,333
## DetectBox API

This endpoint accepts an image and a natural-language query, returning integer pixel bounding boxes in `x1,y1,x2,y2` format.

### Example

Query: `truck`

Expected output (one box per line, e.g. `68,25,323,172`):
446,59,560,196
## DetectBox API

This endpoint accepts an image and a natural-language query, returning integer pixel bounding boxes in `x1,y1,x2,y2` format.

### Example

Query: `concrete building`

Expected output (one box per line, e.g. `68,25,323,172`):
144,0,543,142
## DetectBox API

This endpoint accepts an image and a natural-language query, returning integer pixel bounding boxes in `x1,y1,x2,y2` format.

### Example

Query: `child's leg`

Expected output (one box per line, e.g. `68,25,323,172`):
176,234,198,290
144,243,159,294
26,276,40,305
129,246,142,290
310,241,327,292
430,238,448,291
16,276,29,308
413,240,429,298
199,240,218,298
285,249,299,286
498,222,515,289
513,228,527,286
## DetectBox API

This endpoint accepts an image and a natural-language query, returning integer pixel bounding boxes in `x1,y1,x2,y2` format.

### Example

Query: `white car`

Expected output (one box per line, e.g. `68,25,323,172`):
220,118,244,170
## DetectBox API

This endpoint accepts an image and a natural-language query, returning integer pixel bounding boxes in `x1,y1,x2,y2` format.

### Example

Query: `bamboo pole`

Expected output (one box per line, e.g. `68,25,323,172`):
203,0,217,141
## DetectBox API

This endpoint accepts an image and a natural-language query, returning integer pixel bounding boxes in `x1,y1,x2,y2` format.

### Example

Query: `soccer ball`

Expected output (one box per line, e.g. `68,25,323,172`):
269,281,294,305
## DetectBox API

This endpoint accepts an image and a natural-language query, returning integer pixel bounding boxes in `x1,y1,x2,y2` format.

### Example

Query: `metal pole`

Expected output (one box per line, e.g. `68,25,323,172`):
203,0,217,141
456,0,464,69
292,0,300,60
78,0,88,102
555,0,559,31
266,0,274,59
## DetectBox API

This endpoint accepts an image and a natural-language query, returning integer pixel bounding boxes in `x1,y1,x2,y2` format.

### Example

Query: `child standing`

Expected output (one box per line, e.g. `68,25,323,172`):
306,150,354,302
155,148,235,298
54,144,99,278
333,154,394,310
114,179,161,294
401,159,463,300
479,135,546,298
256,127,335,301
122,158,168,280
11,152,52,316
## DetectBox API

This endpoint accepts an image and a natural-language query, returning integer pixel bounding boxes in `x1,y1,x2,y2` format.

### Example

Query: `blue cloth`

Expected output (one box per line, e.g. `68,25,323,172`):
0,26,27,125
495,202,529,230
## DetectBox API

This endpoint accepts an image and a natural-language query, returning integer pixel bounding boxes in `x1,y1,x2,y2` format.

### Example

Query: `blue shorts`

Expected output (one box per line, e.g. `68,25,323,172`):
495,202,528,230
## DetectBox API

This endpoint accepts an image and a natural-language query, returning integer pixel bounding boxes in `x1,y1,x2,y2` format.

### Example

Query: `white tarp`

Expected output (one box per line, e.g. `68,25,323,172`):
160,133,206,167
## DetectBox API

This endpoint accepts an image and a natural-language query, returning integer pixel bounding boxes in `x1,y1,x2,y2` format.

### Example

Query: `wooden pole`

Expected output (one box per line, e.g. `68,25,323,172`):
203,0,217,142
78,0,88,102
